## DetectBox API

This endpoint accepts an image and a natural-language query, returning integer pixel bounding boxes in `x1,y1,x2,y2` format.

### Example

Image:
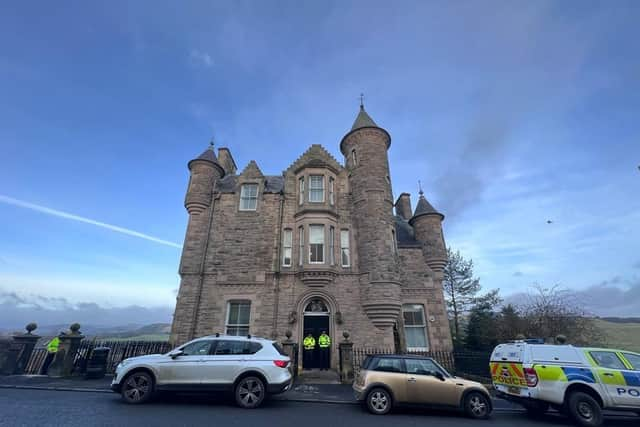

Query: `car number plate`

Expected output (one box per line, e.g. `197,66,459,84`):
507,386,521,395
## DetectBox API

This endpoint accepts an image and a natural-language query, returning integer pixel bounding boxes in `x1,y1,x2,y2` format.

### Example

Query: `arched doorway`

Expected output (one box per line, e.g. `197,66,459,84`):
302,298,330,370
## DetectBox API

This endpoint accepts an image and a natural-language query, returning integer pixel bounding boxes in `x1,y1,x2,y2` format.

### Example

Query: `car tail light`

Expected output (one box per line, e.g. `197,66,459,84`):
273,360,289,368
524,367,538,387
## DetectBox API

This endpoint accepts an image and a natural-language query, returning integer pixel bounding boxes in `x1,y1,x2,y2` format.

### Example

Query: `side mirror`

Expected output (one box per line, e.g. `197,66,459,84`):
434,371,445,381
169,349,184,359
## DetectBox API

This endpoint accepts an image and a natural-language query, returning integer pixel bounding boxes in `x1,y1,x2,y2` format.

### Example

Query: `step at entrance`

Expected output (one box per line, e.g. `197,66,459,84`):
296,369,340,384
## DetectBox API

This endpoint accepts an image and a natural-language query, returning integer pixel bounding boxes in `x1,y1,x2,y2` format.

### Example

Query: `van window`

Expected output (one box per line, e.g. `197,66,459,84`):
590,351,626,370
370,357,403,373
530,346,582,364
491,344,524,362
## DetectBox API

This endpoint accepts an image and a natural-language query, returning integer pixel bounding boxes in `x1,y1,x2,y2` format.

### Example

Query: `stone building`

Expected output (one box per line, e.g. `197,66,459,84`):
170,104,453,368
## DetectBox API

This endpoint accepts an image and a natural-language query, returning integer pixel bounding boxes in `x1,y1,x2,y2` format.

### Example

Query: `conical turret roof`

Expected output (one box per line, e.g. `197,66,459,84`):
188,143,225,175
409,191,444,223
351,105,378,130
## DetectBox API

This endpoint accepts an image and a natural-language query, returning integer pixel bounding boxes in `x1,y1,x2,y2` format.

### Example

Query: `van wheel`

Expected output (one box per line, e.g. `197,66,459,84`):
366,388,392,415
567,392,602,427
235,376,265,409
464,391,491,419
121,371,154,404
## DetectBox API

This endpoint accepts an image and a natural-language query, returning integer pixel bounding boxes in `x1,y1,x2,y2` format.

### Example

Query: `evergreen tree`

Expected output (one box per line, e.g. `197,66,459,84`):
443,247,480,346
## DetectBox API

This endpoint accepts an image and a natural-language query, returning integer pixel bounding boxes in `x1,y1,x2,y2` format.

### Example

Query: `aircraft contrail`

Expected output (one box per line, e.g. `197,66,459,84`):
0,195,182,249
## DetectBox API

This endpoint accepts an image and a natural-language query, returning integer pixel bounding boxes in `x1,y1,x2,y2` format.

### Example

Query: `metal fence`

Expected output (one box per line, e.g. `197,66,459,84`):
24,340,172,375
351,347,490,380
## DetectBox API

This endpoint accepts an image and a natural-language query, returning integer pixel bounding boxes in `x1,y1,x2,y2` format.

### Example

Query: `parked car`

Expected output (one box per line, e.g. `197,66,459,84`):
353,354,492,419
490,341,640,427
111,335,292,408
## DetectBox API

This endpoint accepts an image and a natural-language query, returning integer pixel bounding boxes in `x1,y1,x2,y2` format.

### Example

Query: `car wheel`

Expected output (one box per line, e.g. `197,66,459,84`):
464,391,491,420
121,371,154,404
567,392,602,427
235,376,266,409
366,387,392,415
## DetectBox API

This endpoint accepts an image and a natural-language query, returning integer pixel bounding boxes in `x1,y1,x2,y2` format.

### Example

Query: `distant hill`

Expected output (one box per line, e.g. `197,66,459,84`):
599,317,640,324
595,318,640,352
0,323,171,342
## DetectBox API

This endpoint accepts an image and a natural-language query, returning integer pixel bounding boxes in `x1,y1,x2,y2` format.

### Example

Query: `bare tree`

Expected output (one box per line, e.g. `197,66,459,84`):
517,285,603,346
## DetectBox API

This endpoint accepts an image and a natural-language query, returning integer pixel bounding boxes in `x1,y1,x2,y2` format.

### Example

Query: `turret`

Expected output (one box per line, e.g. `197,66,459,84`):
340,104,401,331
409,190,447,273
185,144,225,215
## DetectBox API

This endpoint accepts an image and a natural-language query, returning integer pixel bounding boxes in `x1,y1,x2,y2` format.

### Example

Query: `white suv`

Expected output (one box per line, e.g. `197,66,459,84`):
111,335,292,408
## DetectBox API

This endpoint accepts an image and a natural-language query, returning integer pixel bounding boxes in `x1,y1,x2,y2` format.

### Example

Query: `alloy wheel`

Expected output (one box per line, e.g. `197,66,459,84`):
469,395,488,417
122,373,151,403
236,377,265,409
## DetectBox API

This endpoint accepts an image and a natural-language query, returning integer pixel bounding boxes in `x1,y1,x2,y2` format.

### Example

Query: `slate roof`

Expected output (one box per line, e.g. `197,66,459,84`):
188,146,224,173
215,175,284,194
394,215,422,247
410,193,444,223
351,105,378,130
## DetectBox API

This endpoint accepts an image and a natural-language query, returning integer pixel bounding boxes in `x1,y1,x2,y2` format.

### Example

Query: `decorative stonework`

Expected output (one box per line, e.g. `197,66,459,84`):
296,269,336,287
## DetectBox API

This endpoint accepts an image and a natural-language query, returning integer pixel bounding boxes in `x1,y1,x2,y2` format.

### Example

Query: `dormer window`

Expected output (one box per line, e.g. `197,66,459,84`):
239,184,258,210
309,175,324,202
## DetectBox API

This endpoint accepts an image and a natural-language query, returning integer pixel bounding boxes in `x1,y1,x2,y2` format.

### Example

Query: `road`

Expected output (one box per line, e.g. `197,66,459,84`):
0,389,638,427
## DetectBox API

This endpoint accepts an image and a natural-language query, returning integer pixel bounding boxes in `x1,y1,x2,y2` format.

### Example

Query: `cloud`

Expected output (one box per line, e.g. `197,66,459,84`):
0,290,173,330
0,195,182,249
189,49,214,68
513,271,524,277
634,260,640,269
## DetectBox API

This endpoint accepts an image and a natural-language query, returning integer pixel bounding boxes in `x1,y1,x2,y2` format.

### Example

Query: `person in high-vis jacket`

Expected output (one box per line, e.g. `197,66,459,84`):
303,333,316,370
318,331,331,370
40,336,60,374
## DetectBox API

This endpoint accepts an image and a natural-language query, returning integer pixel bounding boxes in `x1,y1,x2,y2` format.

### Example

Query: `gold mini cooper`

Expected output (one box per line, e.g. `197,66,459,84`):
353,354,492,419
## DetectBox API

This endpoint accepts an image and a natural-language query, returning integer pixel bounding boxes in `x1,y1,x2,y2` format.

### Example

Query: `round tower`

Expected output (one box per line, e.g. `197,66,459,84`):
409,190,447,273
340,104,401,330
185,143,225,215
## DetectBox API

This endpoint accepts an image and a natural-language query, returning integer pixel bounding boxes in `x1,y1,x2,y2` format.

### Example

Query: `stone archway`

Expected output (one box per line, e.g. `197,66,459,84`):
296,291,339,371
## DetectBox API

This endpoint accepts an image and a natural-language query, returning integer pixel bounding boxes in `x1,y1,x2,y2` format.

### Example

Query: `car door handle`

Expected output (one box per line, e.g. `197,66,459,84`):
603,373,614,377
408,377,416,383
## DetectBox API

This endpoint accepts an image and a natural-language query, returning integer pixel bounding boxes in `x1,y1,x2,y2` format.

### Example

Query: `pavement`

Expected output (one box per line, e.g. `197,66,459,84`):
1,388,639,427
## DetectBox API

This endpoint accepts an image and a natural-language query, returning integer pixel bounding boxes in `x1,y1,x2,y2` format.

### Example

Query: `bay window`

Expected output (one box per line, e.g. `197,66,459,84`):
309,224,325,263
309,175,324,202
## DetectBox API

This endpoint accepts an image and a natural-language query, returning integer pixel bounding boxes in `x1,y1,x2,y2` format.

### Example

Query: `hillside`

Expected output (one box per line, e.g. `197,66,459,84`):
595,319,640,352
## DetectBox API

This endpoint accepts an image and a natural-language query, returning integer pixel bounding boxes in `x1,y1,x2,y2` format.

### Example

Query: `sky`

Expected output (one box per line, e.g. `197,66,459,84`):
1,0,639,328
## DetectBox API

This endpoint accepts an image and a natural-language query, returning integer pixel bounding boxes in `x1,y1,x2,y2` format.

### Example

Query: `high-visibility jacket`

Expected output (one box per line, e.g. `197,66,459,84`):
318,334,331,348
303,336,316,350
47,337,60,353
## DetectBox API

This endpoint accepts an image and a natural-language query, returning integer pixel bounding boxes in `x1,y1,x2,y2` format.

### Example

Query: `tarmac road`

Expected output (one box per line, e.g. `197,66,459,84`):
0,388,638,427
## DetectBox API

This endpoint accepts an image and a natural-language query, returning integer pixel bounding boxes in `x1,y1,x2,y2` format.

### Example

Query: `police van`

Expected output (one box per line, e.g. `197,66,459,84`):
490,341,640,427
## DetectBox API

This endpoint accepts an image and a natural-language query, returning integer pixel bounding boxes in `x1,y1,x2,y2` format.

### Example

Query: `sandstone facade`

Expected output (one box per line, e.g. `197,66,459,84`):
170,105,454,368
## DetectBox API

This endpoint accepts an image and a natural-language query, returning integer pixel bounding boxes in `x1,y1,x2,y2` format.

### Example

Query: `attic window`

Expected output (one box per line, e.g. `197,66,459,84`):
239,184,258,211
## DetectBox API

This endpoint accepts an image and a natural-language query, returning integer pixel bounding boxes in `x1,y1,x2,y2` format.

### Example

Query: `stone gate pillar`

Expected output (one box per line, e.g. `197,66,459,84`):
339,331,354,384
12,323,40,375
48,324,84,378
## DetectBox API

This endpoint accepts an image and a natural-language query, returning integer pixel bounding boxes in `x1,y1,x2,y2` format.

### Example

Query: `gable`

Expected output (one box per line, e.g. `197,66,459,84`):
285,144,343,175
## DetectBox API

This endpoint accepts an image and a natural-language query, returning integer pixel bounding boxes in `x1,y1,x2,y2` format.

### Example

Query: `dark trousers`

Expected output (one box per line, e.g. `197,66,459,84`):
303,349,314,369
319,348,329,369
40,352,55,375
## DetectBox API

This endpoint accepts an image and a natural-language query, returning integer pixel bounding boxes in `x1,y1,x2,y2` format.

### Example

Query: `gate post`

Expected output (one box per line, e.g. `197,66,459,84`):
281,330,298,378
12,323,40,375
48,323,84,378
338,331,354,384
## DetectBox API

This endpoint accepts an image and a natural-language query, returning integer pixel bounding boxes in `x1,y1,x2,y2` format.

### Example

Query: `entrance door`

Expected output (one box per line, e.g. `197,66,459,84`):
303,315,329,369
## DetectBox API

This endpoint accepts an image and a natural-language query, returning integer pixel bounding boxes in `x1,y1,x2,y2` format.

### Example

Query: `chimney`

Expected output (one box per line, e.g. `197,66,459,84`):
217,147,237,175
395,193,412,220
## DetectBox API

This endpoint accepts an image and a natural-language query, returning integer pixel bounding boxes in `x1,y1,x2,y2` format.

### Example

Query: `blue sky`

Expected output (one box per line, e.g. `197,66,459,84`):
1,0,639,326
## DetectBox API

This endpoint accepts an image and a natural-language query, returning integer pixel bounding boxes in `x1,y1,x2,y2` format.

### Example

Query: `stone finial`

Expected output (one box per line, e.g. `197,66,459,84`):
69,323,81,335
342,330,350,341
555,334,567,345
25,323,37,334
285,330,292,340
